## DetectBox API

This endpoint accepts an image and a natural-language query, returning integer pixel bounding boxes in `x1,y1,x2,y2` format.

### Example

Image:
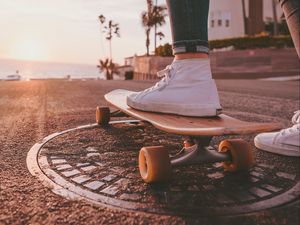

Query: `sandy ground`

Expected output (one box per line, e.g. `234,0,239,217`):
0,79,299,225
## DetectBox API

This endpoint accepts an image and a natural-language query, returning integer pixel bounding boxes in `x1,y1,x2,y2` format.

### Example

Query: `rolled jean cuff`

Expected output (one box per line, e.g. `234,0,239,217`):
173,40,209,55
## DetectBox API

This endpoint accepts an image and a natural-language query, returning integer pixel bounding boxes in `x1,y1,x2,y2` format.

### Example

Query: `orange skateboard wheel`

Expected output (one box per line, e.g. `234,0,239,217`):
218,139,254,172
96,106,110,125
139,146,172,183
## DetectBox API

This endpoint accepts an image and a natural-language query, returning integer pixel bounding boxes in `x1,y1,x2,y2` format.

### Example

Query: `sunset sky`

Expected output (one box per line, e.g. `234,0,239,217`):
0,0,171,65
0,0,279,66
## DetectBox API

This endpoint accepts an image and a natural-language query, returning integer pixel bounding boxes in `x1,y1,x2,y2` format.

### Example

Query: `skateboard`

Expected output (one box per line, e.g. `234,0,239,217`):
96,89,282,183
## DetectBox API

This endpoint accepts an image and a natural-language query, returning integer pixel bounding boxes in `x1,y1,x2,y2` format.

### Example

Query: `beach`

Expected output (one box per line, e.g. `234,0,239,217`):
0,58,102,80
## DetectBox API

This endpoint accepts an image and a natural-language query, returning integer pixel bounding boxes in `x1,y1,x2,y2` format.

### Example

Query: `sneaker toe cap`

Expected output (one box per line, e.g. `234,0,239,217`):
255,132,278,146
127,92,139,106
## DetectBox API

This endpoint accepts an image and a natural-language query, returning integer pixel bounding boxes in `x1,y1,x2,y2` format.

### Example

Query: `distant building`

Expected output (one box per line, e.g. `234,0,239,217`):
116,56,134,80
247,0,265,35
209,0,283,40
121,55,173,80
130,49,299,80
124,0,288,81
124,56,135,67
117,65,133,80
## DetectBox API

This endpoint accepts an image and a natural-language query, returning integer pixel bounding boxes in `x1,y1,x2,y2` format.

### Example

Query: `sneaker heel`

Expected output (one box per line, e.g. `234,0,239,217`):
216,109,223,115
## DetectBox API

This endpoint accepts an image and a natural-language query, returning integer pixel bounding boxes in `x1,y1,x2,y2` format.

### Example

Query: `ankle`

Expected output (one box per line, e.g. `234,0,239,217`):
175,53,209,60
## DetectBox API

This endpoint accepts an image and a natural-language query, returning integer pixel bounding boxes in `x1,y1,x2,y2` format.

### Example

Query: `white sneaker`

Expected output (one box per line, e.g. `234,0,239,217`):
254,110,300,157
126,58,222,117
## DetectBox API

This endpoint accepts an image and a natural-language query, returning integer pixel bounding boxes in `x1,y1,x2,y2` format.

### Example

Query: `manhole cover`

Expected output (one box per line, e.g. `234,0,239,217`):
27,122,300,216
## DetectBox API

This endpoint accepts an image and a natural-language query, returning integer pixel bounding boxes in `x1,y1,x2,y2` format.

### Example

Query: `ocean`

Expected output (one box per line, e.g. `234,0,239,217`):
0,58,105,80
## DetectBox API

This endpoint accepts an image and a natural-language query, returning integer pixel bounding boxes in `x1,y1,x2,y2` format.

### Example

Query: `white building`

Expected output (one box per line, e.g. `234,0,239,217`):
208,0,283,40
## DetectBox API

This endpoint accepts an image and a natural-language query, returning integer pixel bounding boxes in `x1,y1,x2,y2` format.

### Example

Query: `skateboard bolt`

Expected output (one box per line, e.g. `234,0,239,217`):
184,140,194,148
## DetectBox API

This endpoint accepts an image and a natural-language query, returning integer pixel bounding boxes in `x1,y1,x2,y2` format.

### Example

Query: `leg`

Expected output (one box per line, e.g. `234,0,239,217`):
254,1,300,156
278,0,300,57
127,0,221,117
166,0,210,59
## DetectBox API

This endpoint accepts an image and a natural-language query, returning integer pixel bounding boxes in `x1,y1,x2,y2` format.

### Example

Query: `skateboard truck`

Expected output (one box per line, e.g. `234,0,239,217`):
95,98,274,183
171,137,231,166
137,137,254,183
110,110,129,118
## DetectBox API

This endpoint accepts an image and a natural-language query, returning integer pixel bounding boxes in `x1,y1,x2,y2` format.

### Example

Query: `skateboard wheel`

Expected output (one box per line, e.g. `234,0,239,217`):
218,139,254,172
139,146,172,183
96,106,110,125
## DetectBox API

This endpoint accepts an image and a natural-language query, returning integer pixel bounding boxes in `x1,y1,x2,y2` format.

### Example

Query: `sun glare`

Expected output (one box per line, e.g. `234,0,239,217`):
14,39,45,61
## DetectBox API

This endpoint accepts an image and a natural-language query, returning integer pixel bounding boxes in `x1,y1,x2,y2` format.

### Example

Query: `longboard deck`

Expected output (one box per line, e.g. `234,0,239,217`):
105,89,282,136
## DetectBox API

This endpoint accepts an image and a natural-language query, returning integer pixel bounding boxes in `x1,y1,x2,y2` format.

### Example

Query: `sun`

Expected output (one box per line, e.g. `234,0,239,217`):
15,39,45,61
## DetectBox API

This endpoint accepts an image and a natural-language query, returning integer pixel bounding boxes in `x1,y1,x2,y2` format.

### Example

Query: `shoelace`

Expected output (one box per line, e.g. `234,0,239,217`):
278,110,300,137
292,110,300,125
155,64,174,90
142,64,174,94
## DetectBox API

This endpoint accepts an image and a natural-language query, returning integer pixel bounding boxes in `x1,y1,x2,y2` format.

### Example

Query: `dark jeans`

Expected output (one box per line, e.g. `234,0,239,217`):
167,0,300,57
166,0,210,55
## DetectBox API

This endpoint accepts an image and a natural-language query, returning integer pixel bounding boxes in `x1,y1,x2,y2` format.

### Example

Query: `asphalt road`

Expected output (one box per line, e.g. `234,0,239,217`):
0,79,299,225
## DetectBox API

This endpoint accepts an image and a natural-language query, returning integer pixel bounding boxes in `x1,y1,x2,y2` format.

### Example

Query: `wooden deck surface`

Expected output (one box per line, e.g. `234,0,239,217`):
105,89,283,136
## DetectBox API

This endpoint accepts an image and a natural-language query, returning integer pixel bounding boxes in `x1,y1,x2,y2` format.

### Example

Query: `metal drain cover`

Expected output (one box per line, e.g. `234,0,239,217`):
27,123,300,216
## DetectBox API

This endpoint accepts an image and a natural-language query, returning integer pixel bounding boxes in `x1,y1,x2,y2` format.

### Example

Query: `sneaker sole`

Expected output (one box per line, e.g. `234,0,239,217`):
127,97,222,117
254,136,300,157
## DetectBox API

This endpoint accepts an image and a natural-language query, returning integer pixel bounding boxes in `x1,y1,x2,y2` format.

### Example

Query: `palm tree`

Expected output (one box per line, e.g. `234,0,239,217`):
272,0,279,35
156,31,165,41
153,1,167,54
97,58,118,80
141,0,167,56
99,14,120,60
141,0,153,56
241,0,248,35
155,31,165,54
